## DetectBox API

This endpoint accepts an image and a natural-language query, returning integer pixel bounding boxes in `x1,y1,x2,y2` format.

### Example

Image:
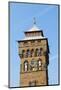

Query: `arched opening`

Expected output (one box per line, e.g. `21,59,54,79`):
37,58,42,70
26,49,30,58
35,48,43,56
35,48,39,56
39,48,43,56
24,60,28,72
31,49,34,57
22,50,25,58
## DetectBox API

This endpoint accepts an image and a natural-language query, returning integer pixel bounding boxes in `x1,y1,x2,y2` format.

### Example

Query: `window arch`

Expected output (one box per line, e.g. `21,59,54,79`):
24,60,28,72
35,48,43,56
22,50,25,58
26,49,30,58
37,59,42,70
31,49,34,57
38,60,42,66
35,48,39,56
39,48,43,56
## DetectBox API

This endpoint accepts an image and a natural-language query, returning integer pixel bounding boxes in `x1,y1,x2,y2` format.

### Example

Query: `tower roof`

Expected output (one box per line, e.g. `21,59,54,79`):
21,36,46,41
26,25,40,32
18,18,46,41
24,18,41,33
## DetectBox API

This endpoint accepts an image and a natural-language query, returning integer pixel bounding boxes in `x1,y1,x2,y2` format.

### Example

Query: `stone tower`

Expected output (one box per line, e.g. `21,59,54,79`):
18,19,49,87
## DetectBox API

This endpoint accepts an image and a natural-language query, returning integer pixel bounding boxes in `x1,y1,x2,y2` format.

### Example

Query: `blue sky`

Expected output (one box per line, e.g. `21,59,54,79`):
9,2,59,87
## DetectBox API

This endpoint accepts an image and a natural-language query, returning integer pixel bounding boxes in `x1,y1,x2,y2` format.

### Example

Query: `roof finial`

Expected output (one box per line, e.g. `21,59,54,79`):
33,17,36,25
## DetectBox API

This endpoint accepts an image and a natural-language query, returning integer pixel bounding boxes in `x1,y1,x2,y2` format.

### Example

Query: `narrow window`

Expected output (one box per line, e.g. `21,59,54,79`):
37,59,42,70
31,49,34,57
38,60,42,66
35,48,39,56
22,50,25,58
37,48,43,56
26,49,30,57
24,61,28,72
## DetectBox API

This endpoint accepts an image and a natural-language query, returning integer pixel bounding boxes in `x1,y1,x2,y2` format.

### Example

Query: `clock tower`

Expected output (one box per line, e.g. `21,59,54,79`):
18,19,49,87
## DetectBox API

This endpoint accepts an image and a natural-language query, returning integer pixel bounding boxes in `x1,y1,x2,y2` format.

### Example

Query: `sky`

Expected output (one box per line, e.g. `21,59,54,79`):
9,2,59,87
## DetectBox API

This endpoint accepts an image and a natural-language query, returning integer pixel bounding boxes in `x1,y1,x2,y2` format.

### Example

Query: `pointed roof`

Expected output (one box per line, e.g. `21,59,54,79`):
27,25,40,32
24,17,41,33
18,18,47,41
28,17,40,31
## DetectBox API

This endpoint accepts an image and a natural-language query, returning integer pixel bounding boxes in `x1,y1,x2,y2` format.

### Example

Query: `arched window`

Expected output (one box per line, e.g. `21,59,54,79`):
35,48,39,56
37,59,42,70
36,48,43,56
22,50,25,58
24,61,28,72
31,49,34,57
26,49,30,58
38,49,40,56
39,48,43,56
38,60,42,66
